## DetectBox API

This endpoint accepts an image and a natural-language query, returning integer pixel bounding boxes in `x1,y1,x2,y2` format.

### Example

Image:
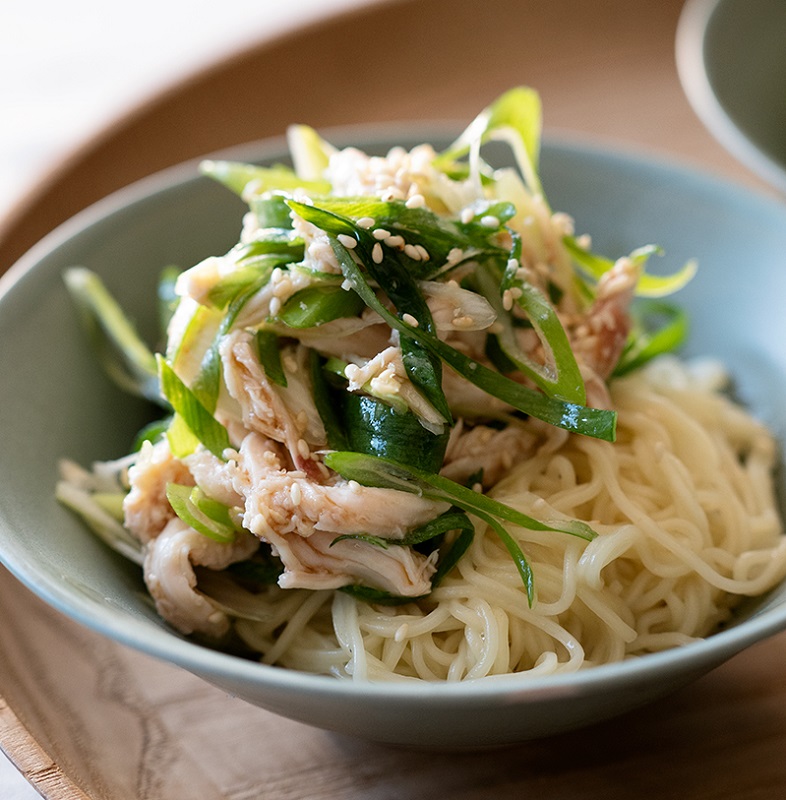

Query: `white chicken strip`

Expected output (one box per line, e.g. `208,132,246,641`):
144,517,259,638
268,529,436,595
124,439,194,544
220,330,326,477
238,432,448,595
239,432,447,541
441,421,538,488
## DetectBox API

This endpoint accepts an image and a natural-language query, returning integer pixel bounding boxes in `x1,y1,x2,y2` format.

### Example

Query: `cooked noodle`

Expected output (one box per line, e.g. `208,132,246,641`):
227,358,786,680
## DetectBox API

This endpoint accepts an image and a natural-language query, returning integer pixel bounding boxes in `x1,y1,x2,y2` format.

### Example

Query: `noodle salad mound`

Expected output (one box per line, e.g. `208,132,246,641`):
57,88,786,680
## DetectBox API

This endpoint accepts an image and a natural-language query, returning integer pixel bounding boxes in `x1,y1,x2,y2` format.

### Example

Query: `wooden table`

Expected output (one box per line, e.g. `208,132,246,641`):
2,0,784,796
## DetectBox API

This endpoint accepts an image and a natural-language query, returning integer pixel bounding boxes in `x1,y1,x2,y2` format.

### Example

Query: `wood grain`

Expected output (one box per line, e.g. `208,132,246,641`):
1,0,783,796
4,567,786,800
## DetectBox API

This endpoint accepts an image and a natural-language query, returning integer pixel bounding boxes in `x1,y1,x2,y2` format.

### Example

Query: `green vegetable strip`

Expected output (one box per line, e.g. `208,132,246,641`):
166,483,236,543
290,200,452,425
435,86,544,197
200,159,330,197
192,271,271,412
475,262,586,405
309,351,350,451
277,285,365,328
328,236,617,441
255,330,287,387
614,300,689,377
472,508,535,605
563,237,697,298
325,452,569,605
63,267,162,405
157,355,231,459
324,451,597,541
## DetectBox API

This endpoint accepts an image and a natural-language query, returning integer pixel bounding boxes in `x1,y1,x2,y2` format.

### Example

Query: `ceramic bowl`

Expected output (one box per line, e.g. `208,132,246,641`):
3,130,786,748
677,0,786,192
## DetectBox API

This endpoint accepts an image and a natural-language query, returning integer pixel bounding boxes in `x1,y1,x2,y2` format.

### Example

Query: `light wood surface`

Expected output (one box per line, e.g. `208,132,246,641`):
1,0,784,796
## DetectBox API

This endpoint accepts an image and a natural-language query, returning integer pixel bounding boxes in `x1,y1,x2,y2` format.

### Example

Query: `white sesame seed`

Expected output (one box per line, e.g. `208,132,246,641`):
372,242,383,263
271,267,283,283
452,315,475,329
296,411,308,431
348,480,361,493
405,193,426,209
402,313,419,327
372,228,391,240
297,439,310,459
269,297,282,316
290,483,302,505
385,235,405,248
480,215,500,228
272,278,293,298
415,244,430,261
447,247,464,264
460,208,475,224
356,216,376,229
403,243,421,260
502,289,514,311
337,233,357,249
394,623,410,642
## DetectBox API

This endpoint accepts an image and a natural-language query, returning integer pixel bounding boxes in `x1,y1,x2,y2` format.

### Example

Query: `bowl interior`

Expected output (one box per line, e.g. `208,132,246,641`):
677,0,786,192
3,131,786,745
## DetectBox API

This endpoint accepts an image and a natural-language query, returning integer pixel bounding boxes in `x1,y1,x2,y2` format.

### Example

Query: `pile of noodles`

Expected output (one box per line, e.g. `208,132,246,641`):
212,357,786,680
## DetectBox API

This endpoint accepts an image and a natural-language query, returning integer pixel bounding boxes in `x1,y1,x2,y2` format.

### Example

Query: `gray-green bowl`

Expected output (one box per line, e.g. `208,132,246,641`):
2,130,786,747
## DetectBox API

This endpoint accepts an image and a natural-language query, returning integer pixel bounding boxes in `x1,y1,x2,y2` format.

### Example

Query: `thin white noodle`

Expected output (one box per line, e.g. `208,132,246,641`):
227,360,786,679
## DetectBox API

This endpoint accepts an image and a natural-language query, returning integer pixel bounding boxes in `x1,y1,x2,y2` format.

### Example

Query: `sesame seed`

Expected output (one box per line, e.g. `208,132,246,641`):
385,235,405,248
447,247,464,264
502,289,514,311
290,483,302,505
403,243,421,260
405,193,426,209
402,313,419,327
373,228,391,240
356,216,376,229
337,233,357,249
452,315,475,329
269,297,282,316
348,480,361,493
372,242,383,263
296,411,308,431
297,439,310,459
480,215,500,228
460,208,475,224
415,244,430,261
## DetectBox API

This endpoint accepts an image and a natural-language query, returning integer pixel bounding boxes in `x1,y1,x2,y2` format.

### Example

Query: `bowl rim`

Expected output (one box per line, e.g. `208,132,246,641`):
3,128,786,702
676,0,786,195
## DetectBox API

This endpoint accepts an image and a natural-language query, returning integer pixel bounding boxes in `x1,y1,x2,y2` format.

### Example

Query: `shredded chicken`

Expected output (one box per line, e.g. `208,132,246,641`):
570,256,638,381
441,421,538,488
267,529,436,595
124,440,194,543
144,517,259,637
220,330,325,478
